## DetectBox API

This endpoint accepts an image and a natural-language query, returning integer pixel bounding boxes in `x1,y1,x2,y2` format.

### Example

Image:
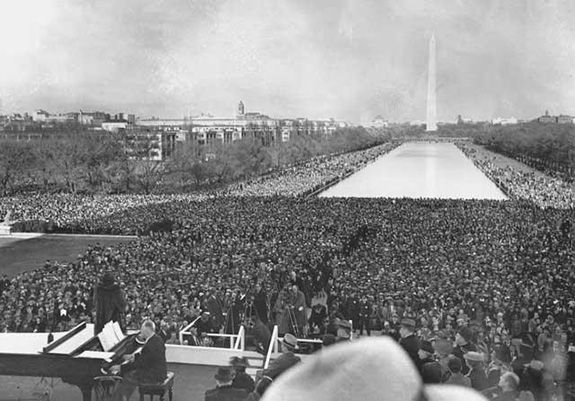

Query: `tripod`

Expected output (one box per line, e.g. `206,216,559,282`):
286,306,301,338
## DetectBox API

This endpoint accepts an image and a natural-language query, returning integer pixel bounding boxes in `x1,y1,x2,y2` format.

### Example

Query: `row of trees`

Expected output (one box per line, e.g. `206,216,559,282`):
0,127,388,195
473,123,575,167
383,122,575,178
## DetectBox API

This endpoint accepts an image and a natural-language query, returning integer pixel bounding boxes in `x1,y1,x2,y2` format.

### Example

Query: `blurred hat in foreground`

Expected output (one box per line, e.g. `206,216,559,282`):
261,337,486,401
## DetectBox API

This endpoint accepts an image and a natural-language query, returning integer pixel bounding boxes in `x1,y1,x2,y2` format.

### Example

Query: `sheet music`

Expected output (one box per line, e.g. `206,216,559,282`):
98,322,118,351
112,322,125,343
76,350,115,362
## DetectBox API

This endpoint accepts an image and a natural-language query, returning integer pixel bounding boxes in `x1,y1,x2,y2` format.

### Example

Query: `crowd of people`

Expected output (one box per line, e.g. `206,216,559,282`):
0,196,573,399
1,140,574,400
0,142,399,235
457,144,575,210
222,142,400,197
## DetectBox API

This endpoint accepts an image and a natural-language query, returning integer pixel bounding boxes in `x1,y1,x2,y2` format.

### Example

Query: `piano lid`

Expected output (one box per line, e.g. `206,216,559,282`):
0,331,67,355
43,322,96,355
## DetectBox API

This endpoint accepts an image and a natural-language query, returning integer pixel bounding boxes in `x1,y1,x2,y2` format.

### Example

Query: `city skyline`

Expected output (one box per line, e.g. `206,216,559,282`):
1,1,575,123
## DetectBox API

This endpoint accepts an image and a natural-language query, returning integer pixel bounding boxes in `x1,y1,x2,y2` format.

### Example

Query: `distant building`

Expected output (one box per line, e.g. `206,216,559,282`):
237,101,245,118
537,110,556,123
32,109,51,122
102,122,129,132
135,101,348,149
79,111,109,126
492,117,518,125
369,115,389,128
123,128,176,161
535,111,573,124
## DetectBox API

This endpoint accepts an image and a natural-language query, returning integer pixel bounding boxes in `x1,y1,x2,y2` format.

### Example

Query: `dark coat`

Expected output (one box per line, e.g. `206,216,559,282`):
263,352,301,380
453,343,477,375
94,282,126,334
205,385,249,401
232,372,255,393
400,334,421,370
254,290,269,324
251,320,271,354
123,334,167,383
467,367,489,392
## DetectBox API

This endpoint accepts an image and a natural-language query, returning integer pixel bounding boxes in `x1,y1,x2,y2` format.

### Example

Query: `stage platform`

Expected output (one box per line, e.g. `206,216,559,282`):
0,363,219,401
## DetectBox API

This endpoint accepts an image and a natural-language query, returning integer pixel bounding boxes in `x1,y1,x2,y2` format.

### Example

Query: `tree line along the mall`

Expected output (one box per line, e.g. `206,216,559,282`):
0,126,389,196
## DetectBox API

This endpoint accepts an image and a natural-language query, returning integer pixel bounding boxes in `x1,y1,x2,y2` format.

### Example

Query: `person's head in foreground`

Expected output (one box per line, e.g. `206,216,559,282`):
215,366,235,387
498,371,520,394
261,337,487,401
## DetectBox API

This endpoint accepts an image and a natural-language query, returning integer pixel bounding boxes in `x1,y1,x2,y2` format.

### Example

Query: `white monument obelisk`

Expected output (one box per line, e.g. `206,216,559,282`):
426,33,437,132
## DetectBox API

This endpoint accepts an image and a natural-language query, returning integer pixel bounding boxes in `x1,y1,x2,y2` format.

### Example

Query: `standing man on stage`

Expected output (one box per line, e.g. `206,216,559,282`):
94,271,127,334
275,283,306,336
253,283,269,325
112,320,167,401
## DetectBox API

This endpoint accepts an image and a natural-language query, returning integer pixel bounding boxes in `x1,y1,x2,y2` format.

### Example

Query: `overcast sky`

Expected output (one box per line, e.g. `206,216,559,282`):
0,0,574,123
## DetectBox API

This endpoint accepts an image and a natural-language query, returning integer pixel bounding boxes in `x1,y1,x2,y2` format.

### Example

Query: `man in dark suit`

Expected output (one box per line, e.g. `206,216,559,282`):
205,366,249,401
112,320,167,401
399,318,421,370
453,326,477,375
262,333,301,380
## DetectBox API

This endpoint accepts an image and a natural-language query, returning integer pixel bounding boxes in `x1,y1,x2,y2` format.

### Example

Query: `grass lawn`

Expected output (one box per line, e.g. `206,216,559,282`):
0,235,135,277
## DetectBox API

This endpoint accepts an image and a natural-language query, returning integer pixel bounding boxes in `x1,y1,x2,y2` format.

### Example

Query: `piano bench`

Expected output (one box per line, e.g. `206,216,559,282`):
138,371,175,401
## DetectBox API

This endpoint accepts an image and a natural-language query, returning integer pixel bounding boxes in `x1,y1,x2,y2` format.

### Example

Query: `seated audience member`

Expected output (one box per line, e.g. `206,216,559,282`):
444,356,471,387
230,356,255,393
112,320,167,401
260,337,487,401
205,366,249,401
262,333,301,380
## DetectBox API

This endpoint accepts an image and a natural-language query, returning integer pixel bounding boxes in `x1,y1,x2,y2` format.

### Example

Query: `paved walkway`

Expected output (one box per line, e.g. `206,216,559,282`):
320,142,507,199
0,235,135,277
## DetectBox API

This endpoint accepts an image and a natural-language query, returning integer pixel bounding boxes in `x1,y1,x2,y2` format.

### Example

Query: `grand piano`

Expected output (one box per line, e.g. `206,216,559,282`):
0,321,139,401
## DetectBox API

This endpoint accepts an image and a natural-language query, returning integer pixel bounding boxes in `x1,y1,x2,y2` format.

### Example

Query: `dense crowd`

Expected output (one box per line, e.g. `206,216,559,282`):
1,139,575,400
222,142,400,197
1,197,574,399
457,144,575,209
0,142,399,235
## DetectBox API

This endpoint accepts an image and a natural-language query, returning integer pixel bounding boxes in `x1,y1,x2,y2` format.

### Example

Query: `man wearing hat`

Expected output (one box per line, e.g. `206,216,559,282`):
205,366,249,401
230,356,255,393
454,326,477,375
464,352,488,392
399,317,421,370
433,337,454,381
262,333,301,380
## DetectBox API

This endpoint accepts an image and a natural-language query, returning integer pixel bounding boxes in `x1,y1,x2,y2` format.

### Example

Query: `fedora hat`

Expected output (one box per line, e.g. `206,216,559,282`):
214,366,235,382
282,333,299,350
463,352,484,362
230,356,250,367
260,337,487,401
400,318,416,329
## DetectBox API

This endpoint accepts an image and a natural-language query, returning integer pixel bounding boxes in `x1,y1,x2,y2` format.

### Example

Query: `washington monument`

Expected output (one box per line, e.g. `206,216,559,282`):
426,33,437,132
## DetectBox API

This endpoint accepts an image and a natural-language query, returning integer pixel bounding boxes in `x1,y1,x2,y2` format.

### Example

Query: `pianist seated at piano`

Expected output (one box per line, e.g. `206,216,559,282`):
110,320,167,401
